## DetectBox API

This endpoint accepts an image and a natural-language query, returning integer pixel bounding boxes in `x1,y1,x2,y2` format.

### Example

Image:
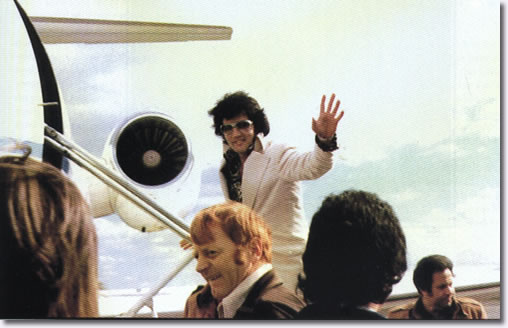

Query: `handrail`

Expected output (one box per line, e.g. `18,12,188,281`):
121,252,195,317
44,124,197,317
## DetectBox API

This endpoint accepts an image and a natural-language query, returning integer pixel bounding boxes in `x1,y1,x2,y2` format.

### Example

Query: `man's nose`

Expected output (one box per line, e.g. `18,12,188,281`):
196,256,209,274
231,126,243,136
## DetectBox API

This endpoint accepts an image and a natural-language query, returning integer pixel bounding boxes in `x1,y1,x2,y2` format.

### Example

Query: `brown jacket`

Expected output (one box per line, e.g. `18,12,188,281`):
387,296,487,320
184,270,305,319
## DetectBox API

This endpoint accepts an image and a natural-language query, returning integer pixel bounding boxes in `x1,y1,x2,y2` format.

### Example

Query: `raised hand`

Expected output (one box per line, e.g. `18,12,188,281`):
312,93,344,139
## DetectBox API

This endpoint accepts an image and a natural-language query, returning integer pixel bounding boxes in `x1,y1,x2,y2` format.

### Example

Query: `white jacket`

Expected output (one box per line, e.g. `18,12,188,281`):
219,135,334,259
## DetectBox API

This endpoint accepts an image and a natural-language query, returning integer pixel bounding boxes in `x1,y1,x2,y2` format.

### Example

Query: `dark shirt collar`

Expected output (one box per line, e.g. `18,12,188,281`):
221,138,257,202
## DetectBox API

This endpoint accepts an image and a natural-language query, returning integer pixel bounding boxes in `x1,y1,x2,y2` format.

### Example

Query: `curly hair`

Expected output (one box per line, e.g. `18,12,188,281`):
298,189,407,307
413,254,454,295
0,157,98,318
208,91,270,139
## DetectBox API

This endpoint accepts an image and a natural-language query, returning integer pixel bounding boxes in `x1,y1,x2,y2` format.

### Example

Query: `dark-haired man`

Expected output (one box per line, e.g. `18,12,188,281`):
388,254,487,319
297,189,407,319
205,91,344,291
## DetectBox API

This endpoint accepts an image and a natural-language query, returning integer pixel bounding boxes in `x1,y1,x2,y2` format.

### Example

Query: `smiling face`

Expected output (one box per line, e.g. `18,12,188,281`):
422,268,455,311
193,221,256,302
222,114,256,158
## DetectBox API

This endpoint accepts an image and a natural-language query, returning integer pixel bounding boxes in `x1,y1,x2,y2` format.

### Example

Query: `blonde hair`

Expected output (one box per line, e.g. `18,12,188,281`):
191,201,272,263
0,157,98,318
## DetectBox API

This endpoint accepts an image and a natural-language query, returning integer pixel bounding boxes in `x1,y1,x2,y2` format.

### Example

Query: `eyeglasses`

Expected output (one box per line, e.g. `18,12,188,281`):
220,120,253,134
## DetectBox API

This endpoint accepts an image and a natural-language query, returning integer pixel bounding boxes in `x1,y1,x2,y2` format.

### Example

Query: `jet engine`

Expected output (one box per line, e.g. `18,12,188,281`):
88,112,200,232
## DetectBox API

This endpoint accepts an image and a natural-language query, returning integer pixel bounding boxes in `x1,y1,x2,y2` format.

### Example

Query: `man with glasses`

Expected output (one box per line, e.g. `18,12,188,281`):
199,91,344,291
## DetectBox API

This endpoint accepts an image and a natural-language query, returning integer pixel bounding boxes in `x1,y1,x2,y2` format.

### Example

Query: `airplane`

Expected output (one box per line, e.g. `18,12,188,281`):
2,0,231,317
1,0,500,319
3,0,234,232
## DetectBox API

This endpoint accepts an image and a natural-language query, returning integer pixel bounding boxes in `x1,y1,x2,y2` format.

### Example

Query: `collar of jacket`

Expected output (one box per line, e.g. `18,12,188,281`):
196,270,279,313
413,296,466,319
196,284,216,309
233,270,279,315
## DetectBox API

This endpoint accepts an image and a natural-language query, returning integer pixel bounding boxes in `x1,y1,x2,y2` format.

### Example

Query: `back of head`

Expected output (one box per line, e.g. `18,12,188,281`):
413,254,454,294
208,91,270,137
0,155,98,318
299,189,407,307
190,201,272,263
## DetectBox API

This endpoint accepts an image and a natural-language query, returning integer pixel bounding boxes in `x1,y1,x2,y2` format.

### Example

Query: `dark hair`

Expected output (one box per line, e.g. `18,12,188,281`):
298,189,407,307
208,91,270,138
0,157,98,318
413,254,454,294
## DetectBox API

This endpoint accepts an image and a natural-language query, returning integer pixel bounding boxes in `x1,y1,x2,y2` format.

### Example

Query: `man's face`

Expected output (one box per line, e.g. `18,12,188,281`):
222,114,255,156
422,268,455,310
193,222,255,301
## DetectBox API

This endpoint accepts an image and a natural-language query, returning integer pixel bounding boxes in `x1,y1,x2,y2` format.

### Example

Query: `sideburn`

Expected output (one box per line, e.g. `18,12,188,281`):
234,249,245,265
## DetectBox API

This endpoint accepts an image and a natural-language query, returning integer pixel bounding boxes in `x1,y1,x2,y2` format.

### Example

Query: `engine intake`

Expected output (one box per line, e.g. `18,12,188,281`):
115,114,189,186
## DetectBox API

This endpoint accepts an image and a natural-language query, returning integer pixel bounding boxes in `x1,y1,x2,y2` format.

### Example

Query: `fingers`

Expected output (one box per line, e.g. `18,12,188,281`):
322,93,342,119
331,99,341,117
179,239,193,250
336,110,344,122
327,93,336,112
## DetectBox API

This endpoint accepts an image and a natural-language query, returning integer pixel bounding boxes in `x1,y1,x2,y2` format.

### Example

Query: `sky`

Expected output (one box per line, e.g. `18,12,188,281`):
0,0,500,317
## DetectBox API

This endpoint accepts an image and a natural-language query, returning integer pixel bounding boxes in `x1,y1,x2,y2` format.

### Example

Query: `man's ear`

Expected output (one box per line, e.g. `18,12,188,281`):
420,289,431,298
249,237,262,259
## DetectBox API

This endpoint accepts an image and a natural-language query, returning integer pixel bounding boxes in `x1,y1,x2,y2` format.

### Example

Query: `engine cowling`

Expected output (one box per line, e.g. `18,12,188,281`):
88,112,200,232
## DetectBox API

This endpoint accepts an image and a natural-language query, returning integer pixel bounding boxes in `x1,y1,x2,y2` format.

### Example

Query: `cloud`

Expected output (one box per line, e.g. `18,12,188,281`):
401,186,500,267
384,189,423,206
456,187,500,225
99,255,123,264
303,129,499,283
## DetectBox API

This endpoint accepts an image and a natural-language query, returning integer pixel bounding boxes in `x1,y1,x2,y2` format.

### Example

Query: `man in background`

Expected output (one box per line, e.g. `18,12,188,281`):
388,254,487,319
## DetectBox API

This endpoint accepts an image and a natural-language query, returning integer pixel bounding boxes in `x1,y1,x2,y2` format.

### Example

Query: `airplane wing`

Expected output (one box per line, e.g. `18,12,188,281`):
30,16,233,44
12,0,232,168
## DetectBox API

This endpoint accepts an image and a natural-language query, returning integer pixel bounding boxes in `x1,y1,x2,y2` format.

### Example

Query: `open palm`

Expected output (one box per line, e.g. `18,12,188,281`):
312,93,344,139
